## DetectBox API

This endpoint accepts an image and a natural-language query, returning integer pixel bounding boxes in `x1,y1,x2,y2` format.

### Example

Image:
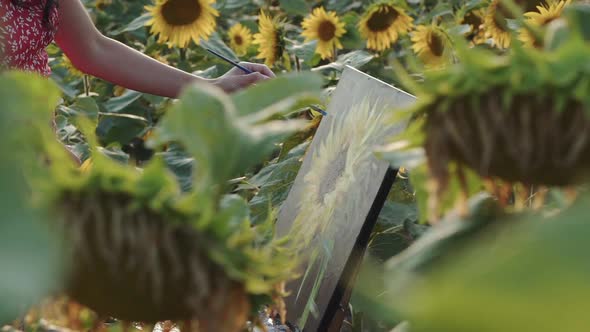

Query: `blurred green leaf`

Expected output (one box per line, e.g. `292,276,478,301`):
232,72,323,117
152,81,306,196
0,72,62,324
392,194,590,332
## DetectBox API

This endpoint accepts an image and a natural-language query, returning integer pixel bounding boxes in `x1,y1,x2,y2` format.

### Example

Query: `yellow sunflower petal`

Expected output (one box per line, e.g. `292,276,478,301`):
518,0,571,47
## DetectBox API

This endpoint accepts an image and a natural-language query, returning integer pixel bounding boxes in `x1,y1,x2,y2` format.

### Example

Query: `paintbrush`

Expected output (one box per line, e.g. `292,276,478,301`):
205,47,328,116
206,48,254,74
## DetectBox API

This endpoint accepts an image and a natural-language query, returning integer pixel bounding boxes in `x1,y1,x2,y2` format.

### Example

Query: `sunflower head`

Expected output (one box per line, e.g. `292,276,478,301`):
386,31,590,220
484,0,543,48
253,11,285,67
145,0,219,48
411,25,451,68
228,23,253,56
519,0,571,47
358,1,414,51
95,0,112,11
461,9,486,45
301,7,347,60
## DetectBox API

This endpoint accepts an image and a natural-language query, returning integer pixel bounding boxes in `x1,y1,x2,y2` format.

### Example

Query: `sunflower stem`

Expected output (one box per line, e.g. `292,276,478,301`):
179,48,187,61
83,75,90,97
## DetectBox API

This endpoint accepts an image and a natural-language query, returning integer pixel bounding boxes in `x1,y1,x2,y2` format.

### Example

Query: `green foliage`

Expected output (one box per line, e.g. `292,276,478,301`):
390,194,590,332
0,72,62,323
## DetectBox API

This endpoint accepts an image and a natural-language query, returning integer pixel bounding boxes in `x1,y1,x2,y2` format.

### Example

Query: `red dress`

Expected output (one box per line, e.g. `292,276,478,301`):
0,0,59,76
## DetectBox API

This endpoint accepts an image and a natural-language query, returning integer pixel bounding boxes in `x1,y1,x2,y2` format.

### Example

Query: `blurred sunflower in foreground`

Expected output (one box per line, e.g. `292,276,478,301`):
301,7,346,60
411,25,452,68
145,0,219,48
227,23,252,56
359,1,414,51
484,0,543,49
519,0,571,47
253,11,284,67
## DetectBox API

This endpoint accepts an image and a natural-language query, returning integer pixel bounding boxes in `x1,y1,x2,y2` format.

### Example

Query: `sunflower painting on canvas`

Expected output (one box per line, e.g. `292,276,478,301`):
288,99,393,249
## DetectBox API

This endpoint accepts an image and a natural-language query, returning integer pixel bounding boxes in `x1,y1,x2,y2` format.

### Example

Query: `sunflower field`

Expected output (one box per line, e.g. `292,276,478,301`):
2,0,590,331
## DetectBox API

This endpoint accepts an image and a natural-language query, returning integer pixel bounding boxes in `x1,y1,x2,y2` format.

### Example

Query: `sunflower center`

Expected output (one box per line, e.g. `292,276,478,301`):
318,20,337,42
161,0,202,26
234,35,243,45
428,31,444,57
367,6,399,32
317,150,348,203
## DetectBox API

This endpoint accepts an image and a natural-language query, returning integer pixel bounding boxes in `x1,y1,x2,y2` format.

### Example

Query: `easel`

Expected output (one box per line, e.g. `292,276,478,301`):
276,66,416,331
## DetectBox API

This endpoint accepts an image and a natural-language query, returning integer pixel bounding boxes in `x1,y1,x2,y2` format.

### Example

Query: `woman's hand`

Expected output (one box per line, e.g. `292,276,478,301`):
211,62,276,93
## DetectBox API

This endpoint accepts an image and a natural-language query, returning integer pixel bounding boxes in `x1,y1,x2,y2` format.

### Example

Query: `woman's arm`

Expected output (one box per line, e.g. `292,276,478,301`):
54,0,274,97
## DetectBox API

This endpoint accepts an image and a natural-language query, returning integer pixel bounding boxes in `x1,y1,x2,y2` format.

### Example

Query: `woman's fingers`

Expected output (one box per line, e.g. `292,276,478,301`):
239,62,276,78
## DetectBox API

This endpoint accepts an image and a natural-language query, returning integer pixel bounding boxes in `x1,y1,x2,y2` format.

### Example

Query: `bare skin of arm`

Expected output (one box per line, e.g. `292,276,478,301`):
55,0,275,97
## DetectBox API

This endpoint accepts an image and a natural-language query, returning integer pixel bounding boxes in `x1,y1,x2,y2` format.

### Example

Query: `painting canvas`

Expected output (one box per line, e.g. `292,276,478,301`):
276,66,417,331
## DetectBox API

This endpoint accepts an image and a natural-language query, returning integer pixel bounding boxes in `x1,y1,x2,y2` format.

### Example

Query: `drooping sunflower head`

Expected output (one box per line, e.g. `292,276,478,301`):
253,11,285,67
411,25,451,68
460,9,487,45
387,28,590,217
145,0,219,48
358,1,414,51
519,0,571,47
484,0,543,48
301,7,347,60
227,23,253,56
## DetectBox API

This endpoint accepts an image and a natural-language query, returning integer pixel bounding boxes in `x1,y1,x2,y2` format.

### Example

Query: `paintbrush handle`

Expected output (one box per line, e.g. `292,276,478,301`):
206,48,254,74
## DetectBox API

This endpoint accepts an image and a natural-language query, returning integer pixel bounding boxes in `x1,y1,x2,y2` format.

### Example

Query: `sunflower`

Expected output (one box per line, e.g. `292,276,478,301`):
411,25,451,68
461,9,486,45
145,0,219,48
95,0,112,11
289,99,391,247
358,2,414,52
253,11,284,67
301,7,347,60
484,0,543,48
228,23,253,56
519,0,571,47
